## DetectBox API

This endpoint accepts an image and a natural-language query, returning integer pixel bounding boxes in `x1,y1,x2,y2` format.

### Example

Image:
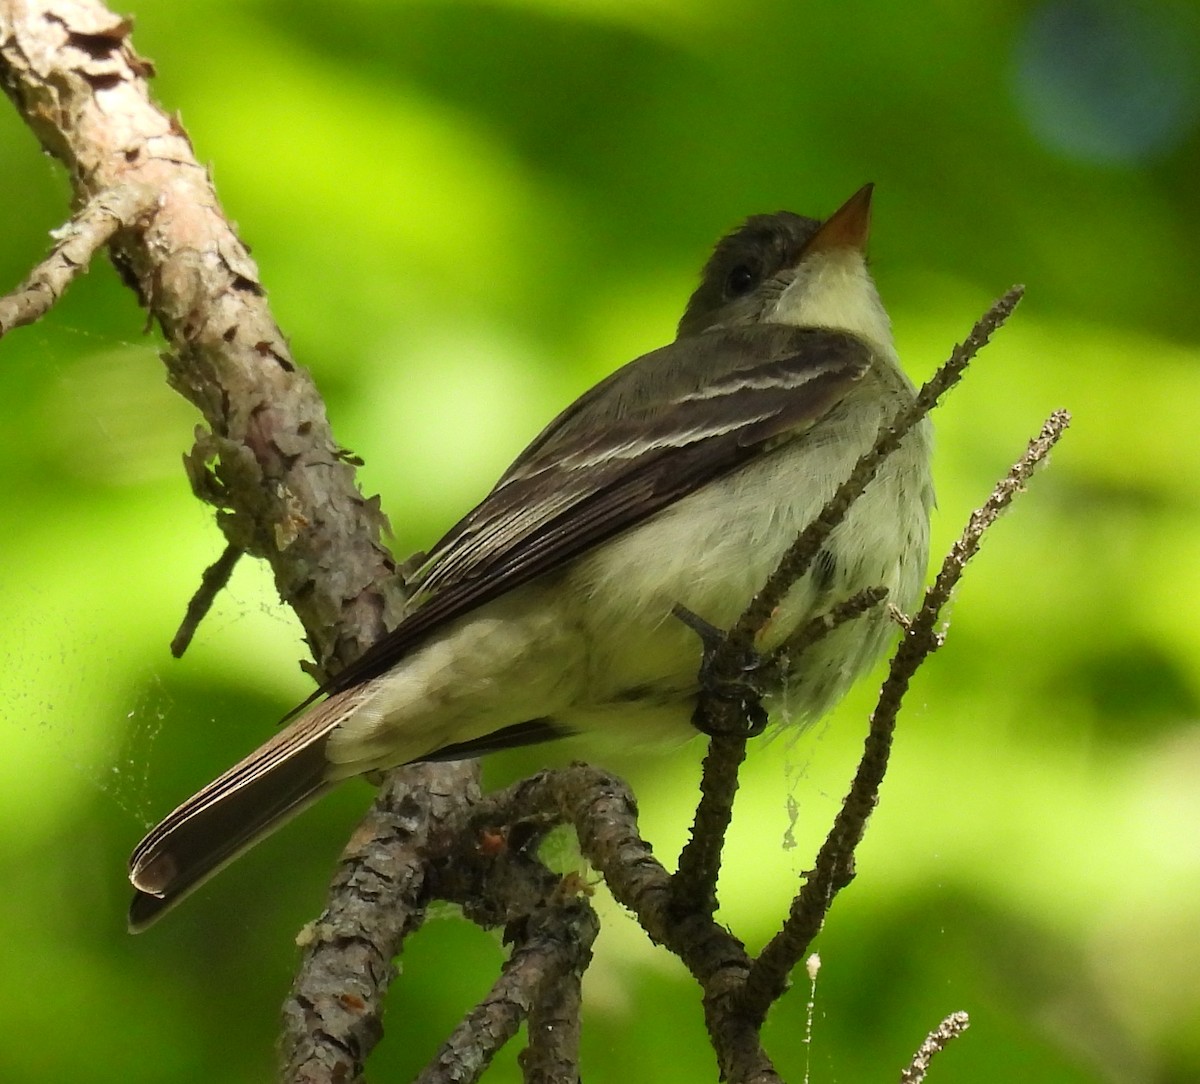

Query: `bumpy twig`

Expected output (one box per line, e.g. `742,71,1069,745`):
0,181,155,337
768,585,891,667
170,542,244,657
674,287,1026,925
739,408,1071,1023
671,731,750,918
899,1011,971,1083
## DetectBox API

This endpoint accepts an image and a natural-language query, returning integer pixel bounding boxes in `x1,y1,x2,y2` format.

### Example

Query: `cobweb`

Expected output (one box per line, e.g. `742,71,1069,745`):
0,320,306,836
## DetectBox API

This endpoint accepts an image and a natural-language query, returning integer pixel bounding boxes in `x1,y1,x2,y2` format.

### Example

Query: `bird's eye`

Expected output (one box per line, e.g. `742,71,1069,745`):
724,263,759,298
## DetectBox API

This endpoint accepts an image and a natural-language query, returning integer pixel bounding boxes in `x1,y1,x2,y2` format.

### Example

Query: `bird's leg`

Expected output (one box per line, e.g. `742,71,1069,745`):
672,603,772,737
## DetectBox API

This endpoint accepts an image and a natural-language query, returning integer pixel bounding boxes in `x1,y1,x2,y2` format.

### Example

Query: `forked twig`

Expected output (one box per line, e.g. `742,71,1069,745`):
673,287,1027,918
739,409,1072,1022
415,900,597,1084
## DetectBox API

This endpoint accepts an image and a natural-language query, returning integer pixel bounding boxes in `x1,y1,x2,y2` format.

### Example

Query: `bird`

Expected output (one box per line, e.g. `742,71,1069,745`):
128,184,934,930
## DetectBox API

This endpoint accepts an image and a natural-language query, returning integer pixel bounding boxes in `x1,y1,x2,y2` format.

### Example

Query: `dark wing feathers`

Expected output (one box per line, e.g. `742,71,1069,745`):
321,326,872,696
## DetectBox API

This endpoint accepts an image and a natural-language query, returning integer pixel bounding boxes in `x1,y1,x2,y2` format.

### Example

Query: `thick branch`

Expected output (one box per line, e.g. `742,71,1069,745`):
0,0,398,670
0,4,485,1075
279,765,480,1082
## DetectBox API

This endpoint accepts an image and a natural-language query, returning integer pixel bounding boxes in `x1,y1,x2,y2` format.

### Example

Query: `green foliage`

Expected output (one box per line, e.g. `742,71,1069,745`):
1,0,1198,1080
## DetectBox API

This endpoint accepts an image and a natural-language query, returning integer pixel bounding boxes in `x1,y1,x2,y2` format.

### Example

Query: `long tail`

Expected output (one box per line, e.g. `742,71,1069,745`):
127,686,371,932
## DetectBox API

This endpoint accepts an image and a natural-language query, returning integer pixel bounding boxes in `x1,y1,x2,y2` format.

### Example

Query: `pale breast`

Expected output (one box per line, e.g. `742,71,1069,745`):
566,371,933,737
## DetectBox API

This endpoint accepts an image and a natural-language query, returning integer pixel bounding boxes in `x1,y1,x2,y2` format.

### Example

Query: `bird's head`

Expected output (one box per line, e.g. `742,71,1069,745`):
677,185,892,353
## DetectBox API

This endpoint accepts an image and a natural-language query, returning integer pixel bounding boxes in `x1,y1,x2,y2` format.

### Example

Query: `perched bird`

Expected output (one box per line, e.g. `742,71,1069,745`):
129,185,934,930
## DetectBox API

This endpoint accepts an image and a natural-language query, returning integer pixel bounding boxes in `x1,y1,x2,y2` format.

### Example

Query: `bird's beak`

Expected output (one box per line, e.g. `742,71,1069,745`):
802,183,873,256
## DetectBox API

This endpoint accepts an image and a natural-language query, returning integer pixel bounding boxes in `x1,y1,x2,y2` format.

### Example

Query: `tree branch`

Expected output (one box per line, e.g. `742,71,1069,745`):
0,7,1056,1080
280,764,476,1082
899,1011,971,1083
0,2,482,1074
675,287,1026,929
0,0,399,670
485,766,781,1082
739,408,1071,1023
0,180,155,336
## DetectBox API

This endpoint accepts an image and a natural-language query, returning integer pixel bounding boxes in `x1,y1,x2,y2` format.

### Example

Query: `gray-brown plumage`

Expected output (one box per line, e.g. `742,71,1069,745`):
129,185,933,930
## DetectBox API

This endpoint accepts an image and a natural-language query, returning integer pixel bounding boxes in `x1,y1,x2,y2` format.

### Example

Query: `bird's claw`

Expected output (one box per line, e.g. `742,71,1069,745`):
672,604,770,738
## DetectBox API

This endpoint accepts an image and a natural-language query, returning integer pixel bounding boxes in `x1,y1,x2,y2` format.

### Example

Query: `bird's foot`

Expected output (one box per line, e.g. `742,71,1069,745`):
672,604,770,738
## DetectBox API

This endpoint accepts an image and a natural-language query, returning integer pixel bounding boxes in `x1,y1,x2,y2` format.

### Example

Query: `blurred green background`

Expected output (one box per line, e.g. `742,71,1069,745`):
1,0,1198,1080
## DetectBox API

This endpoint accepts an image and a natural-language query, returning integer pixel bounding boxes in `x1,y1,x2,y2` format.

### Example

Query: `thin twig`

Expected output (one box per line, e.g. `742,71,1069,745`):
768,584,890,668
671,732,749,917
732,284,1025,650
920,409,1071,628
739,408,1071,1023
676,288,1025,925
899,1011,971,1083
169,543,244,657
0,182,155,339
670,586,892,918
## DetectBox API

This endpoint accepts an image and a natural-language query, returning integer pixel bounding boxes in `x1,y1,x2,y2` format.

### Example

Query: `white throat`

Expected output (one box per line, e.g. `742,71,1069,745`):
771,250,895,355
